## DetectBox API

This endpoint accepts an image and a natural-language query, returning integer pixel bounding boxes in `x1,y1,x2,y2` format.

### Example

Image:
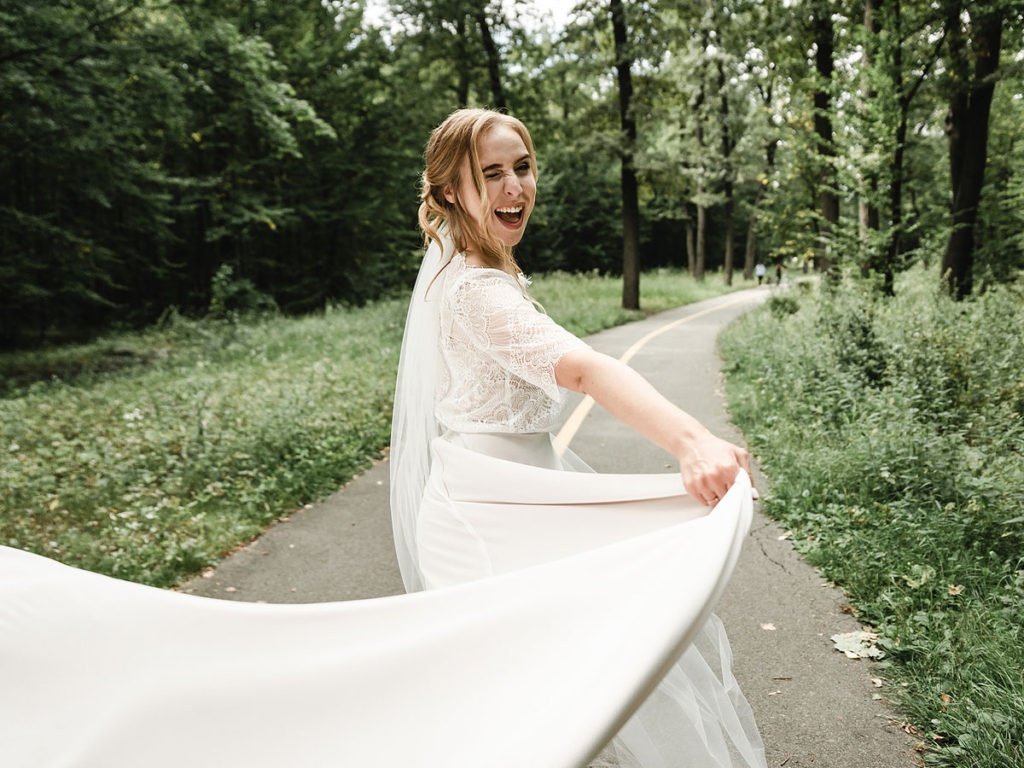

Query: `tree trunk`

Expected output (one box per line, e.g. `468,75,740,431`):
474,6,506,111
743,192,760,281
717,59,735,286
859,0,880,263
455,14,469,107
941,7,1003,299
695,201,706,281
693,62,707,282
813,2,838,277
610,0,640,309
685,207,696,275
884,115,906,296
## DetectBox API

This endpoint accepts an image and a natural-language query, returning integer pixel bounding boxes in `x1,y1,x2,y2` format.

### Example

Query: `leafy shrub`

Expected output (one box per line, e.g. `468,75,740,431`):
208,264,278,320
767,293,800,318
720,266,1024,767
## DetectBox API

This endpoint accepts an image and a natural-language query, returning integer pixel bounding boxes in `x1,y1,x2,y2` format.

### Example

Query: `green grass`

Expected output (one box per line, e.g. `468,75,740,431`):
532,268,754,337
1,266,744,587
719,266,1024,768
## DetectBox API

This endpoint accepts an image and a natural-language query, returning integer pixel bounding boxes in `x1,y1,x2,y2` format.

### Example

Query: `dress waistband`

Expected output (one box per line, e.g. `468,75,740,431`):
441,431,561,469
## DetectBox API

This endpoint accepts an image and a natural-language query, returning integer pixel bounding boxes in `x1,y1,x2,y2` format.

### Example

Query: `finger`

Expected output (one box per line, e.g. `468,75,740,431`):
704,479,725,507
686,477,715,507
734,447,755,491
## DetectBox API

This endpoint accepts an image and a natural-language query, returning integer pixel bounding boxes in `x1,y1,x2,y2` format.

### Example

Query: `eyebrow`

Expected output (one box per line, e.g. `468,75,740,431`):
481,155,531,173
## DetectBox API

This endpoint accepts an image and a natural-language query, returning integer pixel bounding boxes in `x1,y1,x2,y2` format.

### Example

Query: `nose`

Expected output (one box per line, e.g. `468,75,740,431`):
502,171,522,197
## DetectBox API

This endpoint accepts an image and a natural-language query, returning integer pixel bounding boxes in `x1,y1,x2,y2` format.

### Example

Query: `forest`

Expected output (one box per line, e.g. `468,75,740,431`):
3,3,1024,763
2,0,1021,348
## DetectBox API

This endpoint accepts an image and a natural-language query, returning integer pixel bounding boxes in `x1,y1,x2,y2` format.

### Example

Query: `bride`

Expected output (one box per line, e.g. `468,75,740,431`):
390,108,768,767
0,106,766,768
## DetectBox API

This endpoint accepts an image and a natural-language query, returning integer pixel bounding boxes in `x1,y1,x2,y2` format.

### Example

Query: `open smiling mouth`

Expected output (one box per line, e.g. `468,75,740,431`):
494,205,524,228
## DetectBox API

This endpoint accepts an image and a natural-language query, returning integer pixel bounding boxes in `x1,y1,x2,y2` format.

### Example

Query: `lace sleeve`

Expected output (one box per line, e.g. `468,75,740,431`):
448,271,588,401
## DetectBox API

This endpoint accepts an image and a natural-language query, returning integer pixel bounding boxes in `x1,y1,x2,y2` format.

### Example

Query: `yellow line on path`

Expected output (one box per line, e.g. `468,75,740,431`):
554,292,755,452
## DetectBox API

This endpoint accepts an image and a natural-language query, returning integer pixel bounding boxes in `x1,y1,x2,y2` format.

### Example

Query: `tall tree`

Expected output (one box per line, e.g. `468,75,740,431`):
858,0,881,251
811,0,839,276
473,1,506,110
610,0,640,309
941,2,1005,299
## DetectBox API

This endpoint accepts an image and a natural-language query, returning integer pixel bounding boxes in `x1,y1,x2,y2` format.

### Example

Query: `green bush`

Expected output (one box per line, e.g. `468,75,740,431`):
720,266,1024,767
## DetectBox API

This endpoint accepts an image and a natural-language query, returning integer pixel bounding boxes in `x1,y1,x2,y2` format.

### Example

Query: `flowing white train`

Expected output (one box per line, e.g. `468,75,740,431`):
0,470,751,768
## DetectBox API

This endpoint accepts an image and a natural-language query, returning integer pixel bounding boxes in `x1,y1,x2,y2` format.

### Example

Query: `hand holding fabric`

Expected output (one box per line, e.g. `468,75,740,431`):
675,431,755,507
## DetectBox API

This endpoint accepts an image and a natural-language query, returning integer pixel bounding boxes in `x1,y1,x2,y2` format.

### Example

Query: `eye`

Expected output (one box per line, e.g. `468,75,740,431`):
515,162,531,174
485,171,503,181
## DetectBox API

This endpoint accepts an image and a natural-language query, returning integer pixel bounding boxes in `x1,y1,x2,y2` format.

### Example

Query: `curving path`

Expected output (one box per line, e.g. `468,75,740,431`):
181,286,918,768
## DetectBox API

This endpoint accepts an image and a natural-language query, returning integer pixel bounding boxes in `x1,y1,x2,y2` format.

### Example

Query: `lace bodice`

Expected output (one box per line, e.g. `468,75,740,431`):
435,253,588,434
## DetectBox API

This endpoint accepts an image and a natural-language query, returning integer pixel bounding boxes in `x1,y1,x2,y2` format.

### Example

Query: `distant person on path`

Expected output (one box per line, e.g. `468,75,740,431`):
775,262,784,285
390,108,767,768
755,262,766,285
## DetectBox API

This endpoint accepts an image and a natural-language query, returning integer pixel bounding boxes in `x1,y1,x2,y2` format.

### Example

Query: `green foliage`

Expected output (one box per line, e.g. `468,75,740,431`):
0,300,406,586
720,267,1024,767
766,293,799,318
1,0,1021,346
531,268,754,336
207,264,277,320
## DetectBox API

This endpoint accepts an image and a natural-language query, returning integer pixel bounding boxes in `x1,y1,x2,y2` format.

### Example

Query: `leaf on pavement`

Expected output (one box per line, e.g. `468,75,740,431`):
830,630,885,659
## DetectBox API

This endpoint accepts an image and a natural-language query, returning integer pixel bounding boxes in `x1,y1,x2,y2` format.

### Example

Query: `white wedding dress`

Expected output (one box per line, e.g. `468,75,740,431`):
390,243,768,768
0,240,765,768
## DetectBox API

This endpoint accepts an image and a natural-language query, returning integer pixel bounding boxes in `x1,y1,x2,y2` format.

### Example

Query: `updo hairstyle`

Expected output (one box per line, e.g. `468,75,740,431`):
418,108,537,275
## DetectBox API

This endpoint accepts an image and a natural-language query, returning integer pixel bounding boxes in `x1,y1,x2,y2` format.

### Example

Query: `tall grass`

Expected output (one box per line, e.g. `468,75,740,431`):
1,302,406,586
719,267,1024,767
1,267,744,587
533,268,752,336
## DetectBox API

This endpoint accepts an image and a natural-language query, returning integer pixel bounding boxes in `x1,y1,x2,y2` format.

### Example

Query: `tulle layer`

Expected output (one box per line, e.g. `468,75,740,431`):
418,433,767,768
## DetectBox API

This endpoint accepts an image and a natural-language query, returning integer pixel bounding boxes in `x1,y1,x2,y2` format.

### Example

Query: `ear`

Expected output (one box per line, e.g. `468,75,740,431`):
443,185,455,205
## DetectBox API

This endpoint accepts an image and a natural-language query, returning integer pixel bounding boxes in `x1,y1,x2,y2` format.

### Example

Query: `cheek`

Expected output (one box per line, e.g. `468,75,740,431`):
525,178,538,203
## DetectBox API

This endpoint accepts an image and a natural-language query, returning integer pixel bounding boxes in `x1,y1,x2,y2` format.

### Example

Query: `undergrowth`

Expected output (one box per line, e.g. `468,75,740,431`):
1,267,743,587
720,266,1024,768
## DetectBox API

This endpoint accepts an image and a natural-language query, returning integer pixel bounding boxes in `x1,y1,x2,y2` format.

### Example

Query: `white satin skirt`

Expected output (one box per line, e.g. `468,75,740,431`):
0,433,763,768
418,432,768,768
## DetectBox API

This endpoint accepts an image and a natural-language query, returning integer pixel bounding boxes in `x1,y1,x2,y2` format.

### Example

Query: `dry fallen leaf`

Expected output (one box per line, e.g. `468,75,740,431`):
948,584,963,596
831,630,885,659
871,678,884,688
761,622,777,631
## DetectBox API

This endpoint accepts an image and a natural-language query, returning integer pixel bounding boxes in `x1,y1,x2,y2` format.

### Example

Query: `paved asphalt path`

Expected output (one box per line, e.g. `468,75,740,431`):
181,287,919,767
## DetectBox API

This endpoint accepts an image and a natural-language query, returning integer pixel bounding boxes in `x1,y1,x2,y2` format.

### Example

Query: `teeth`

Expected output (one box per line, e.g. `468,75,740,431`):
495,206,523,213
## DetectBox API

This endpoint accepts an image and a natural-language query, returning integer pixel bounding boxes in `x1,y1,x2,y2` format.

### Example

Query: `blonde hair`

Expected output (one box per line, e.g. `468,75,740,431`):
418,108,537,275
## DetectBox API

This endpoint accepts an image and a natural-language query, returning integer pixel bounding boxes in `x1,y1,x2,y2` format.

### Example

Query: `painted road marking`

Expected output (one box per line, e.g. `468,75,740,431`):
555,292,757,452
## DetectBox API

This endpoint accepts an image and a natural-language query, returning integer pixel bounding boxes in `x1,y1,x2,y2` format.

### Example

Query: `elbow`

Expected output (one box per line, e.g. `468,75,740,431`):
555,349,595,395
556,349,614,396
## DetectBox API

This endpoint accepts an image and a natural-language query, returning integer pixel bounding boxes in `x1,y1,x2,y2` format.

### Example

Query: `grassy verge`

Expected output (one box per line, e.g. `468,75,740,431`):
719,268,1024,768
1,267,748,587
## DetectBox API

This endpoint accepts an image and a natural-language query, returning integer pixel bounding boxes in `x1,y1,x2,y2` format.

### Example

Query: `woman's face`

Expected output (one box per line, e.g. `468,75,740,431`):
447,124,536,250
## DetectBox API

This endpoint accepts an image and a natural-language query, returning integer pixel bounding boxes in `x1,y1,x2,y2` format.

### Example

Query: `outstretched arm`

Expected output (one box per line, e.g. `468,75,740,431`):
555,348,753,506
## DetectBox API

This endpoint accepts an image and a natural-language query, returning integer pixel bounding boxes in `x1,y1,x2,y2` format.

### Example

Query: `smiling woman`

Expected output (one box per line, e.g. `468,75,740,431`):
390,108,767,768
